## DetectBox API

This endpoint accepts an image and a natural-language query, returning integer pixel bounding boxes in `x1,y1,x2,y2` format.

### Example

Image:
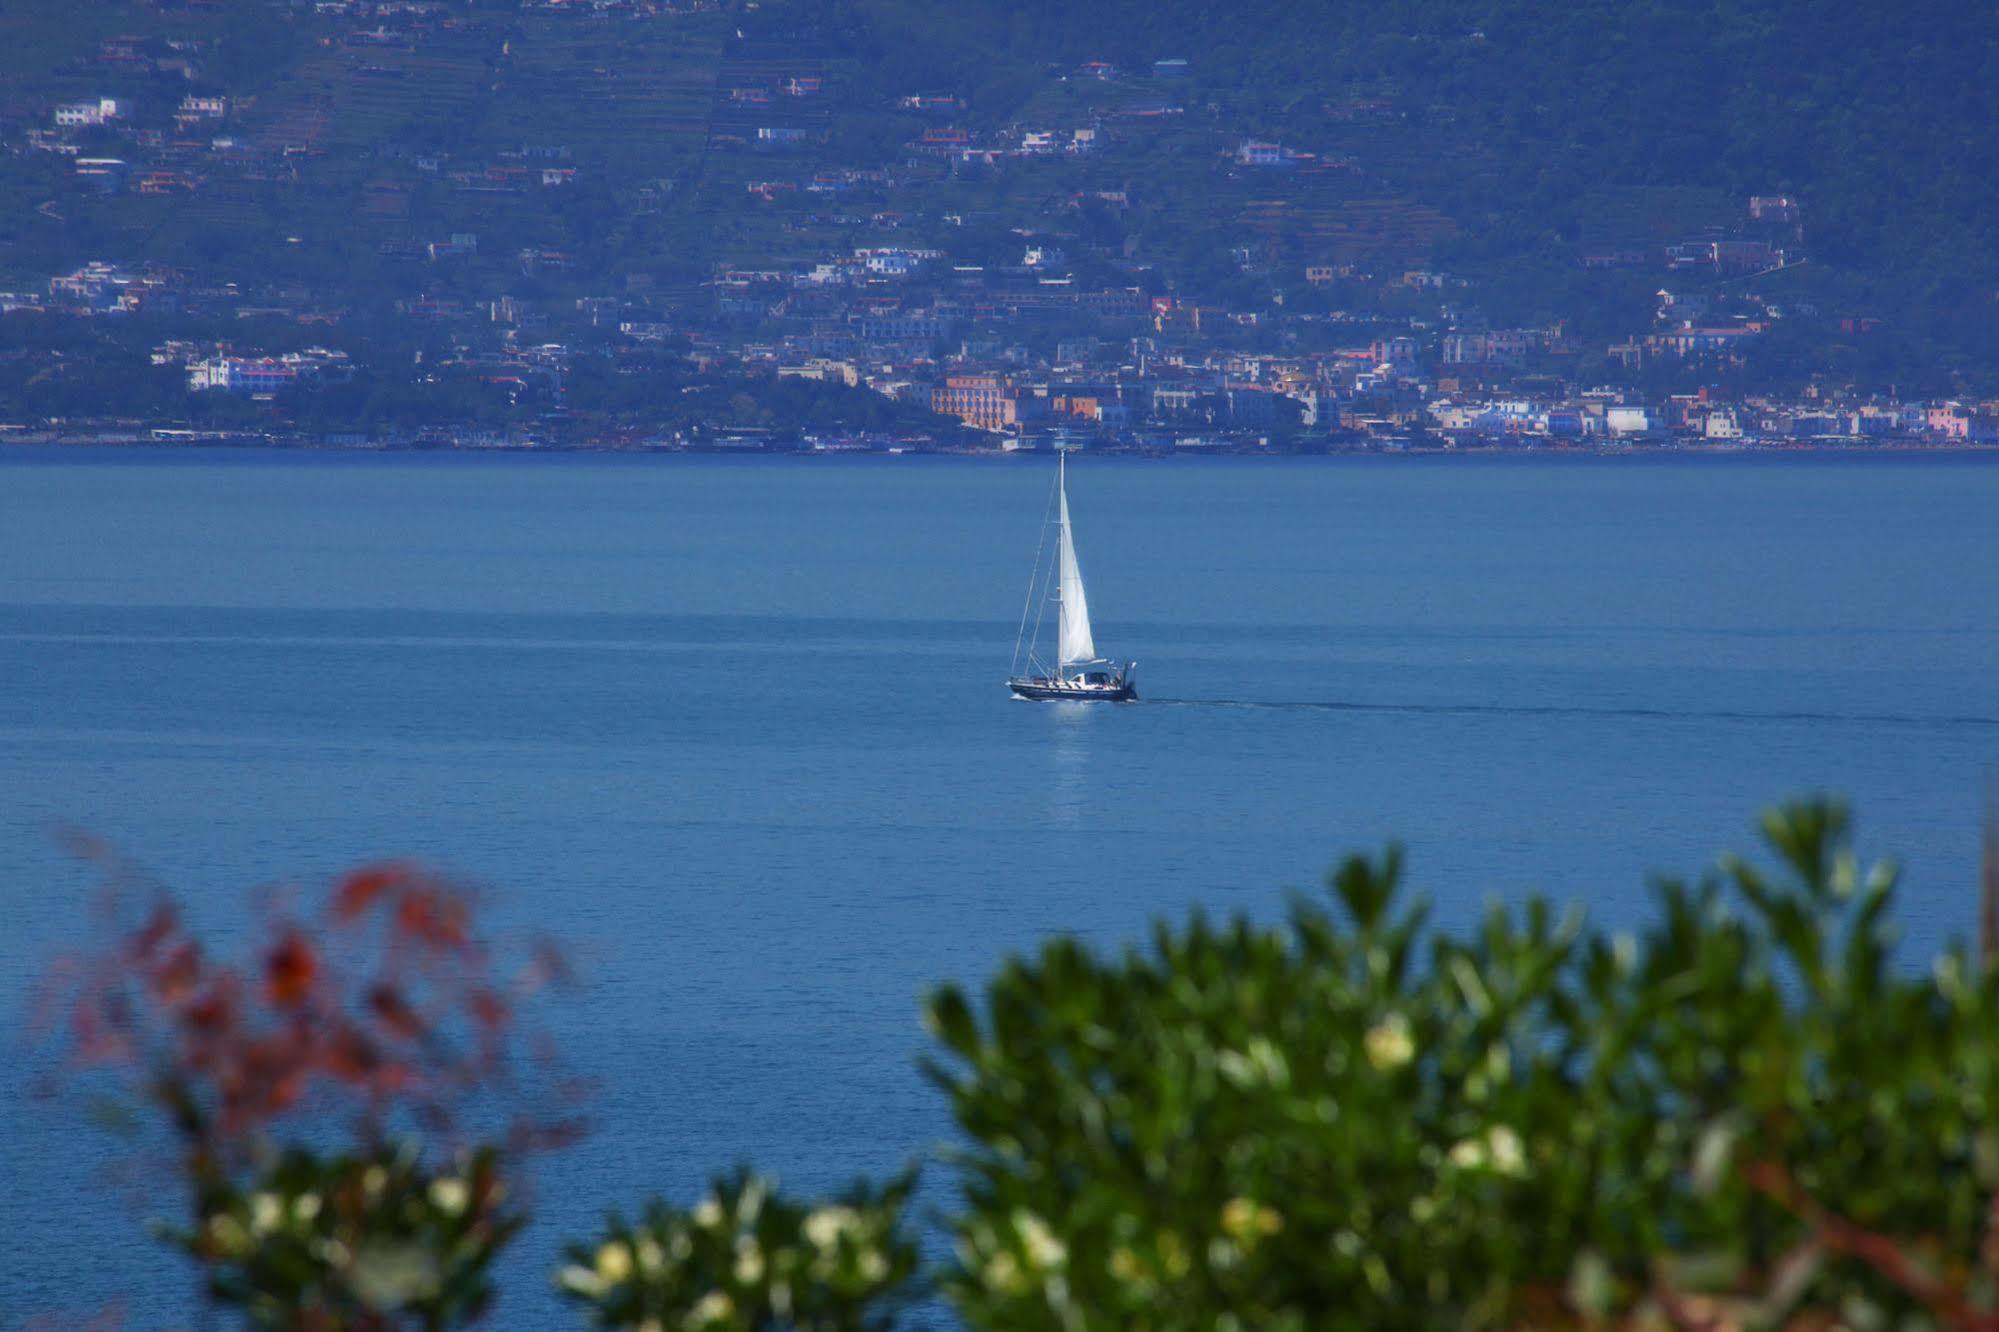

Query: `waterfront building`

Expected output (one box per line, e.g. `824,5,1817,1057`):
931,374,1042,431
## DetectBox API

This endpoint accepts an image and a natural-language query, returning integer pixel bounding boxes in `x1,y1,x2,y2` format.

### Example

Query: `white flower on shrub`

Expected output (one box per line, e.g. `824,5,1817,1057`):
1487,1125,1525,1175
733,1235,764,1285
250,1193,284,1236
594,1241,633,1285
1218,1197,1283,1244
683,1289,734,1329
1447,1124,1527,1177
1218,1036,1290,1088
803,1205,861,1252
1014,1210,1067,1270
982,1249,1026,1294
428,1177,469,1217
1363,1012,1415,1071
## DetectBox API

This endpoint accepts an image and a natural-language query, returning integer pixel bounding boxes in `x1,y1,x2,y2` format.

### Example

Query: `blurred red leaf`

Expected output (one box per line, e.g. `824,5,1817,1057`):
331,862,417,922
367,983,424,1040
152,942,202,1006
322,1028,381,1083
266,1070,305,1115
69,999,128,1062
518,936,575,993
44,843,581,1176
263,933,318,1008
467,988,508,1031
395,888,470,951
184,985,234,1034
126,904,178,964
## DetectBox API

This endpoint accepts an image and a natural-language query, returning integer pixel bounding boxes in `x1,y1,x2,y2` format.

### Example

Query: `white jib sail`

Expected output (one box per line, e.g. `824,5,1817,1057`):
1056,472,1097,667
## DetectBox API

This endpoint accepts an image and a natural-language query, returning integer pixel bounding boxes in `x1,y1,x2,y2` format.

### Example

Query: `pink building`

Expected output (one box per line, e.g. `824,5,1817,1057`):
1926,405,1970,438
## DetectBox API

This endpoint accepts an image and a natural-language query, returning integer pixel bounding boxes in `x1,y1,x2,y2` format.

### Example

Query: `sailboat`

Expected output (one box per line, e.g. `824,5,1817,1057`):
1007,450,1138,701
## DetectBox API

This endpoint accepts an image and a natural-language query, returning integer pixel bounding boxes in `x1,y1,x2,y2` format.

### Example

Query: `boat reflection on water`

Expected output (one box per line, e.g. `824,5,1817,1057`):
1046,704,1097,827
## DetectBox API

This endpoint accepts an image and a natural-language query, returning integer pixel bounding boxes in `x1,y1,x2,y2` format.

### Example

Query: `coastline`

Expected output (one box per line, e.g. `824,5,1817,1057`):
4,437,1997,460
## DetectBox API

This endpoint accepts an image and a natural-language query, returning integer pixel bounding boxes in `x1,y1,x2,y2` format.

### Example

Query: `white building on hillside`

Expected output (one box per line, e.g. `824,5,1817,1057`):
55,98,125,129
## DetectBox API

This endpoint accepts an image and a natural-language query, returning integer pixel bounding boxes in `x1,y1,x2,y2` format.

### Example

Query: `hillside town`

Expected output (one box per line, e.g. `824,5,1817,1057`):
5,243,1988,452
1,1,1991,454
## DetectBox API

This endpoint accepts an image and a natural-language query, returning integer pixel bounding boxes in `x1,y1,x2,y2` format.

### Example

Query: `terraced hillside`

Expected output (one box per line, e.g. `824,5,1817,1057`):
1,0,1995,420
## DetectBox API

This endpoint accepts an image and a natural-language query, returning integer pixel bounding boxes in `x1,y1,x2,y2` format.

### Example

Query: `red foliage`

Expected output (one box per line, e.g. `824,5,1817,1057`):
1743,1157,1999,1332
468,988,508,1031
331,861,419,922
366,983,425,1041
41,851,577,1168
265,932,319,1007
152,941,202,1006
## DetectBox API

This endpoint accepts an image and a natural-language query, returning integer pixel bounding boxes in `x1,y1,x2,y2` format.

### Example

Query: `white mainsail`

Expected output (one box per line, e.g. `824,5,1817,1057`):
1055,455,1097,666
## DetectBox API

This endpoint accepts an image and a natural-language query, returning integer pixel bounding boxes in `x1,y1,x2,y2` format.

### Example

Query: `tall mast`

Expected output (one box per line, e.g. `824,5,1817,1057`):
1010,459,1059,681
1055,448,1065,677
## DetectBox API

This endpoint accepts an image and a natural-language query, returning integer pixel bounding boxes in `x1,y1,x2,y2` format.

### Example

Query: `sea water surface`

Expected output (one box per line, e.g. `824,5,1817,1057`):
3,450,1997,1323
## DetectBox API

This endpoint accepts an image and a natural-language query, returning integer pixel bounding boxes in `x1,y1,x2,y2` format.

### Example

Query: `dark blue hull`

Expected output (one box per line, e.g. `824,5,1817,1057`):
1007,678,1138,702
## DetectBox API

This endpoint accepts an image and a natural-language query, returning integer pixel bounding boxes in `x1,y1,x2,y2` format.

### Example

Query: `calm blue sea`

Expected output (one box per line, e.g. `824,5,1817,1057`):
3,449,1997,1324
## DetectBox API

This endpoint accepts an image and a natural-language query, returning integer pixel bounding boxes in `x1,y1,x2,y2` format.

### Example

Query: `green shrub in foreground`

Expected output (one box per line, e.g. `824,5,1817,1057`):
915,800,1999,1330
167,1143,520,1330
558,1169,919,1331
53,801,1999,1330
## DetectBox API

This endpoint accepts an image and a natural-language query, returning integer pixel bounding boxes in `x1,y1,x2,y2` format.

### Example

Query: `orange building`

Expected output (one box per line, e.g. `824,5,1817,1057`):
931,375,1042,431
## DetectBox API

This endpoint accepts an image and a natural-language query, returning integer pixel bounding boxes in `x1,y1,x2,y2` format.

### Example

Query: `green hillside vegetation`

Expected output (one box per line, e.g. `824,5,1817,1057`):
835,0,1997,344
1,0,1995,432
